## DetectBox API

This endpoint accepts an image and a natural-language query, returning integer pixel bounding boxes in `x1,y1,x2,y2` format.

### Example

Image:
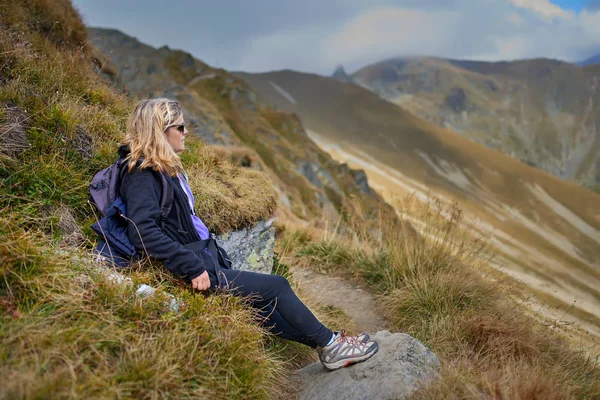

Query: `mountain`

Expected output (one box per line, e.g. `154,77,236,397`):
87,27,394,227
578,52,600,66
333,57,600,191
332,65,352,83
238,68,600,339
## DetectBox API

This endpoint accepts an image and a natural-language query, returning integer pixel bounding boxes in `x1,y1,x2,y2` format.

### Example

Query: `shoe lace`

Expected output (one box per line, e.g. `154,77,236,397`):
339,329,362,346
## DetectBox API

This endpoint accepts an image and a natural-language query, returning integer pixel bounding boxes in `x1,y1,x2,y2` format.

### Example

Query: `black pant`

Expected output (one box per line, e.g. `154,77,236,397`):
207,268,333,348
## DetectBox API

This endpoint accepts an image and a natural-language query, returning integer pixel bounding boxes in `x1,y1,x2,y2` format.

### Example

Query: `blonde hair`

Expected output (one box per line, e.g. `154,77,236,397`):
123,98,184,176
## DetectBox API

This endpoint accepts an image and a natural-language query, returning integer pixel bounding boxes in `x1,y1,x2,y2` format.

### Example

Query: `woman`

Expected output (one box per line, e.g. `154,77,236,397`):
118,98,378,370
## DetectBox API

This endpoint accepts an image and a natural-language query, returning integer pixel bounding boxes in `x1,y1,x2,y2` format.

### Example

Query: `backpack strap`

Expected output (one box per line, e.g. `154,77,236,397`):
158,173,175,229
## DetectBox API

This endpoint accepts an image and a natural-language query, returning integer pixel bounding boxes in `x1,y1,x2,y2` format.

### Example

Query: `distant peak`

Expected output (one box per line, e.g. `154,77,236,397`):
332,65,352,83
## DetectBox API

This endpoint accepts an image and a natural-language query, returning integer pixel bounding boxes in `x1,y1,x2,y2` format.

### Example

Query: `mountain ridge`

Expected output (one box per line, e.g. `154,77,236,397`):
332,56,600,191
578,52,600,66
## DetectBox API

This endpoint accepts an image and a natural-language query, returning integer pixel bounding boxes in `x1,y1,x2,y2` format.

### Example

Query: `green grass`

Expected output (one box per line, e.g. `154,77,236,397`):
0,217,288,399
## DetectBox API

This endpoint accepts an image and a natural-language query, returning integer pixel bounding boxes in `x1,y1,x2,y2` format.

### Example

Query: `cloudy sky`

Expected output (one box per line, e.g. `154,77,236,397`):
73,0,600,75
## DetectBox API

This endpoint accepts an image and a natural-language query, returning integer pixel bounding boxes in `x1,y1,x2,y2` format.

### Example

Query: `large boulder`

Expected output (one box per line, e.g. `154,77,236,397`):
216,218,276,274
298,330,440,400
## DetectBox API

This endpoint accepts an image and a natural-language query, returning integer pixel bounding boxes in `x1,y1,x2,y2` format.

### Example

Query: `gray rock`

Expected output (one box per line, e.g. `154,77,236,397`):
445,87,468,113
0,103,31,157
298,161,323,188
75,126,93,161
298,330,440,400
216,218,276,274
350,169,371,195
298,161,343,195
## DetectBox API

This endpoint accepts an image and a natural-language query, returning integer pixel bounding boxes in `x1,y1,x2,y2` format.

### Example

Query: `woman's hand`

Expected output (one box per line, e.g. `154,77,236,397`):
191,271,210,291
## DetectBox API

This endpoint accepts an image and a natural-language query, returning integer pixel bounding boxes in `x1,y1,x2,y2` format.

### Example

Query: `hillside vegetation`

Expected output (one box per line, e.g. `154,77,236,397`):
279,197,600,398
0,1,293,398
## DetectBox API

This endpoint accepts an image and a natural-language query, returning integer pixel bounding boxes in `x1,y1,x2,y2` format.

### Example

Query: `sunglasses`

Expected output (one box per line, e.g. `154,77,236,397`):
165,124,185,133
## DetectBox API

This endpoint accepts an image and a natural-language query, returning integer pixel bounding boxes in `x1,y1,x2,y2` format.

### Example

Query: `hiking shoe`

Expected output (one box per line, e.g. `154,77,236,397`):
317,330,378,371
355,332,370,343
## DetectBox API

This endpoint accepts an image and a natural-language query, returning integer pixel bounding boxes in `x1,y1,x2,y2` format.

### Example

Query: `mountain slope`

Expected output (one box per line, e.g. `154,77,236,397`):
0,1,292,397
88,27,395,228
579,52,600,66
342,57,600,191
239,69,600,338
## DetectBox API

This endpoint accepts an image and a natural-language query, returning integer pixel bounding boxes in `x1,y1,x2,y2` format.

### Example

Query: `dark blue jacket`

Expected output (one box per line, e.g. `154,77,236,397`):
120,167,209,281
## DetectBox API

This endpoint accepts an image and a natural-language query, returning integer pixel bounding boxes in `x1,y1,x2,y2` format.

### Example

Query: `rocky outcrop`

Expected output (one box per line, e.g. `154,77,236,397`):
298,330,440,400
297,161,343,195
444,87,468,113
349,169,371,195
216,218,276,274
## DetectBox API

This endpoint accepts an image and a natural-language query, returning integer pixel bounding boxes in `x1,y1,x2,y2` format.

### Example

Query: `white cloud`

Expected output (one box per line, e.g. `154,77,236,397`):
236,26,334,72
581,9,600,38
509,0,574,20
322,7,460,68
494,37,529,59
220,0,600,73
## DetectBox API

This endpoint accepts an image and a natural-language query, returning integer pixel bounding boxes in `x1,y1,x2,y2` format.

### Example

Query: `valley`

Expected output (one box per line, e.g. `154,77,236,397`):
239,69,600,346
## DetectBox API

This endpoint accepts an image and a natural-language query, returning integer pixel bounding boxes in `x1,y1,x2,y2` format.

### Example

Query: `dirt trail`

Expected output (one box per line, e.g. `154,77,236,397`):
291,265,387,333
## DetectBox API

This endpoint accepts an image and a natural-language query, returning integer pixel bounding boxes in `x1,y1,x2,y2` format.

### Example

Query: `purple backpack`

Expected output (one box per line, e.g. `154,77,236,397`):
90,159,127,217
89,158,174,266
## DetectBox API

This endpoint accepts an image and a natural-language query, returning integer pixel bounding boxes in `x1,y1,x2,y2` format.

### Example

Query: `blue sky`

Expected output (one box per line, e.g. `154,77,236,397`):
554,0,586,11
75,0,600,74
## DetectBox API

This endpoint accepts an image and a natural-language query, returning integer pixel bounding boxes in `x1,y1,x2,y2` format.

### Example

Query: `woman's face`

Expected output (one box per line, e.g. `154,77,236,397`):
164,115,188,153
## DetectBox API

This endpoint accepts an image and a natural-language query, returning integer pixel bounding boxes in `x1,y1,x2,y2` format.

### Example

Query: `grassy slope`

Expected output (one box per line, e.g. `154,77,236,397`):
2,2,599,399
0,2,305,398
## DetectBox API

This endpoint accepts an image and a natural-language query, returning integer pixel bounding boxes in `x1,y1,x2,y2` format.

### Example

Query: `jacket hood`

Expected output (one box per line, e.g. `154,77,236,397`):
118,144,131,159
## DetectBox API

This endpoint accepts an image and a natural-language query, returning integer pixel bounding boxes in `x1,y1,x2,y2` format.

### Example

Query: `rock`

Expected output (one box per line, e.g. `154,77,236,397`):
0,103,31,157
298,161,323,188
298,330,440,400
216,218,276,274
298,161,343,195
349,169,371,195
74,126,93,160
445,87,468,113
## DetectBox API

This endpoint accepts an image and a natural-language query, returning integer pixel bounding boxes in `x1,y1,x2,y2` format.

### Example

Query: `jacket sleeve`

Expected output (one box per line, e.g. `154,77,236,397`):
121,169,205,281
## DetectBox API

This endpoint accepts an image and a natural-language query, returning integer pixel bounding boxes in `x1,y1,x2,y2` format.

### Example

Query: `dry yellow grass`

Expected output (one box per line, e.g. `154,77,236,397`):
181,138,278,233
279,197,600,399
